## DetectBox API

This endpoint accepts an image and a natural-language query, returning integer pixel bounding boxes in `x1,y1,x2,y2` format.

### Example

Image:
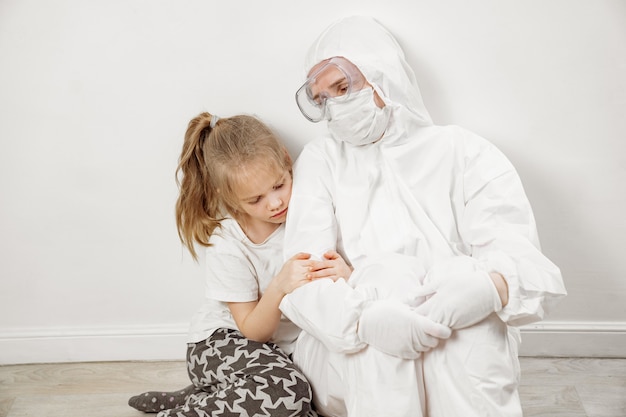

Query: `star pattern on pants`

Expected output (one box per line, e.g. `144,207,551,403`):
144,329,316,417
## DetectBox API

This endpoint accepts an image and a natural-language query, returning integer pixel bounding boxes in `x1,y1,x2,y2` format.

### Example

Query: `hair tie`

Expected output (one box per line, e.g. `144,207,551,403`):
210,115,220,128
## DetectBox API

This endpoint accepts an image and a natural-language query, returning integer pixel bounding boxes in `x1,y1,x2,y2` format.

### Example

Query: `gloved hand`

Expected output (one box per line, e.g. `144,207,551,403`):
357,300,452,359
415,270,502,330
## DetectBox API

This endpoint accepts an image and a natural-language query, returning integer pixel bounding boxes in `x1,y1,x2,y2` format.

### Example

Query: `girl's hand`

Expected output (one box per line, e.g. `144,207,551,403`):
307,250,353,282
269,252,313,296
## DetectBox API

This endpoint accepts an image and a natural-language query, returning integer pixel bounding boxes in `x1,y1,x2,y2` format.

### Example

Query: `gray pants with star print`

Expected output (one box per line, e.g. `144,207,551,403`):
157,328,319,417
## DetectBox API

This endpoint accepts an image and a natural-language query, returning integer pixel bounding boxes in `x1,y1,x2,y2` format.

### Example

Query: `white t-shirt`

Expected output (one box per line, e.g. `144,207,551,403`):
187,218,301,354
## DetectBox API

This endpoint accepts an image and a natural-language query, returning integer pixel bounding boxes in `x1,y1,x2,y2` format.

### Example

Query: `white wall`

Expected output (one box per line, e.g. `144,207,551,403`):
1,0,624,364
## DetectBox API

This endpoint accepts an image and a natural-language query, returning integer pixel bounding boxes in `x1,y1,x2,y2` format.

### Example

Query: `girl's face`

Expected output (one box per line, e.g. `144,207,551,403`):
234,165,292,233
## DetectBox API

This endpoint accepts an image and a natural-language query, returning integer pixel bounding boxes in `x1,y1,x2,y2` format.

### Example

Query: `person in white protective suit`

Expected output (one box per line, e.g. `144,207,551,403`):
279,15,567,417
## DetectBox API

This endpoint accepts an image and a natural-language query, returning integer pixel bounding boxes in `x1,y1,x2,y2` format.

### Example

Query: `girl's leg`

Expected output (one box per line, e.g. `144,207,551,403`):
158,328,317,417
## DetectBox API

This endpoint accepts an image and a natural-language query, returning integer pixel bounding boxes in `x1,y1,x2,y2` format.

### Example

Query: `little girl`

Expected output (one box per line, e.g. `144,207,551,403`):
129,112,351,417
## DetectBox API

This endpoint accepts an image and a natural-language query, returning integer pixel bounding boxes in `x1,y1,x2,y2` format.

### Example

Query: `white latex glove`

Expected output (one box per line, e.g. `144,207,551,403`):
357,300,452,359
415,270,502,330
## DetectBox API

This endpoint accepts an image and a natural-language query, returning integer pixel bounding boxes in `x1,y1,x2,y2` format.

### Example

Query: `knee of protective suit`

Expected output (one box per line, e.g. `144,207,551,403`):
350,253,426,305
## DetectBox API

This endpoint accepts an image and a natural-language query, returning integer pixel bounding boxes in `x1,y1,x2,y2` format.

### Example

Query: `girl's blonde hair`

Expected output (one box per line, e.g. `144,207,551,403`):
175,113,291,260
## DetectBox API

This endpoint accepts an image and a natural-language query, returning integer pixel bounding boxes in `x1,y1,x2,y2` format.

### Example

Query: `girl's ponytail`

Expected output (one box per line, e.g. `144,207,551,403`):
175,113,221,260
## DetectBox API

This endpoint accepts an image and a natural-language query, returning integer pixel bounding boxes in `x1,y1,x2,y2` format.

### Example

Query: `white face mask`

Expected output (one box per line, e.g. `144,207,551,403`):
326,87,391,146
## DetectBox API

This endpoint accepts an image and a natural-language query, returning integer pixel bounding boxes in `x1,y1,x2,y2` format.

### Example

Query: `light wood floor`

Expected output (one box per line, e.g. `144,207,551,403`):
1,358,625,416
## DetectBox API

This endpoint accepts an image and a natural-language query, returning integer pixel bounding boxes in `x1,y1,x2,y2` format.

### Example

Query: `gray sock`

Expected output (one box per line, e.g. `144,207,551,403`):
128,384,196,413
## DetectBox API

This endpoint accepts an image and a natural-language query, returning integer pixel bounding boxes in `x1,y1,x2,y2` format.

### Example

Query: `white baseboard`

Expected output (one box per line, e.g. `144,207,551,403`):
1,321,624,365
0,324,189,365
518,321,626,358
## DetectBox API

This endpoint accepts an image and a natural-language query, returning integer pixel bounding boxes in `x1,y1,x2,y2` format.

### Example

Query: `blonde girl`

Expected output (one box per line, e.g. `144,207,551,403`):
129,113,351,417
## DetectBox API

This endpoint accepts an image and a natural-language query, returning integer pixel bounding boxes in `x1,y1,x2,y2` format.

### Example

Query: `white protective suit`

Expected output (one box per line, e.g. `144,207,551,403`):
280,16,567,417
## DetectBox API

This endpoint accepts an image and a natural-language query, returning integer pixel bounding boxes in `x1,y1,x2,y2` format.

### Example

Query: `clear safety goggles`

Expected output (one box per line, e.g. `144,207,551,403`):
295,57,367,122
